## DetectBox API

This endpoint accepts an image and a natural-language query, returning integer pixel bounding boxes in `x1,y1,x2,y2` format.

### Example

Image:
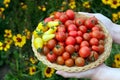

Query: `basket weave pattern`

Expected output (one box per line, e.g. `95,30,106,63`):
32,13,112,72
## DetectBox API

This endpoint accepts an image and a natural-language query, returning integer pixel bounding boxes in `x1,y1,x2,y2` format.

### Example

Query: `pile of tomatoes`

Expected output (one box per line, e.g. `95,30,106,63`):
42,10,105,67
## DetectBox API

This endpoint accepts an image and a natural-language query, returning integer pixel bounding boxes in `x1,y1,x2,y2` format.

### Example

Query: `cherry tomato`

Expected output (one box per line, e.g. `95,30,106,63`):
91,30,101,39
57,56,65,65
75,36,83,44
65,45,75,54
57,24,66,32
53,45,64,56
83,33,91,41
42,45,50,55
65,20,74,28
69,31,78,37
47,52,57,62
80,41,89,47
66,9,75,20
75,18,85,26
54,12,62,19
85,16,98,29
89,38,99,45
98,45,104,54
65,58,74,67
92,26,100,31
77,30,83,36
78,25,87,33
92,45,99,52
75,57,85,66
65,36,76,45
74,44,80,52
88,51,99,62
62,52,70,60
59,13,68,23
79,46,91,58
44,17,53,23
47,39,57,50
55,32,66,42
68,24,77,32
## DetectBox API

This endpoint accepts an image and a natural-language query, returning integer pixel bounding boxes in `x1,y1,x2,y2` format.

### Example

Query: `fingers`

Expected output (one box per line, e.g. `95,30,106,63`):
56,68,95,78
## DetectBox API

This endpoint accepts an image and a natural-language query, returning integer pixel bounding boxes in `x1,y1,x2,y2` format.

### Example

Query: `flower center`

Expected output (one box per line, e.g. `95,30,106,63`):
113,1,117,4
17,37,22,42
46,67,51,73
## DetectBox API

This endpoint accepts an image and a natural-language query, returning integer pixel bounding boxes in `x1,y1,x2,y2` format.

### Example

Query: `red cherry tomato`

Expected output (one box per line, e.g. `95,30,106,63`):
47,39,57,50
92,45,99,52
47,52,57,62
75,57,85,66
57,56,65,65
78,25,87,33
62,52,70,60
65,20,74,28
57,24,66,32
68,31,78,37
54,12,62,19
75,18,85,26
65,36,76,45
59,14,68,23
65,58,74,67
53,45,65,56
44,17,53,23
66,9,75,20
80,41,89,47
77,30,83,36
79,46,91,58
65,45,75,54
75,36,83,44
89,38,99,45
83,33,91,41
55,32,66,42
85,16,98,29
68,24,77,32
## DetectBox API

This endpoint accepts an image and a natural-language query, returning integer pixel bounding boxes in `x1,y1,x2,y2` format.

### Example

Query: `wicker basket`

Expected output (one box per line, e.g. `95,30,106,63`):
31,12,112,72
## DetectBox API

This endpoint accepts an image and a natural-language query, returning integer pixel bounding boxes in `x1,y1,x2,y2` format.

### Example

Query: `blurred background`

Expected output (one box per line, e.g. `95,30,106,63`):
0,0,120,80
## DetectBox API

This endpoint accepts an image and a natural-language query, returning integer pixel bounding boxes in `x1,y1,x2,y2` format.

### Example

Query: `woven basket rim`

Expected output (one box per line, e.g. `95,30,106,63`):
31,13,113,72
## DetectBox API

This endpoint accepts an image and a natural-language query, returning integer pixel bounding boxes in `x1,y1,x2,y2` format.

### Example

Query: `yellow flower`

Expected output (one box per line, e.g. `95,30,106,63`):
109,0,120,9
30,57,37,64
115,62,120,68
114,53,120,63
0,42,10,51
102,0,111,5
0,7,5,12
83,1,91,8
69,1,76,9
4,29,12,38
3,0,10,4
117,11,120,18
112,13,119,22
29,66,36,75
13,34,26,47
0,42,3,50
5,38,13,45
44,67,55,78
